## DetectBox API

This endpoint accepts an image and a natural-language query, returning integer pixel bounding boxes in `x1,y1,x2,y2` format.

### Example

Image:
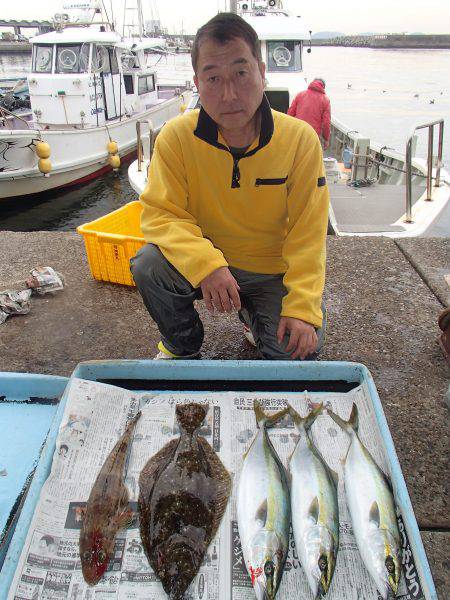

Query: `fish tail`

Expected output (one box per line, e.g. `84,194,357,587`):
254,399,289,428
289,402,323,432
327,403,359,435
176,402,207,434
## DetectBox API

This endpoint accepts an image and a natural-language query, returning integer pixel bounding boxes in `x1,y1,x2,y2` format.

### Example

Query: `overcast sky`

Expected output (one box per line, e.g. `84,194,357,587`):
1,0,449,35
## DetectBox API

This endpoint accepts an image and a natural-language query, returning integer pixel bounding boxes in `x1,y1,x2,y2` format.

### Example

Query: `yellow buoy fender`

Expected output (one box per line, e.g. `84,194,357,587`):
36,141,51,159
107,140,118,154
38,158,52,174
109,154,121,169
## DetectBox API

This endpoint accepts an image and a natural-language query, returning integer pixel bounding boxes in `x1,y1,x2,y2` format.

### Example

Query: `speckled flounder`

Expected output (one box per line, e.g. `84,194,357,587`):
80,412,141,585
138,403,231,599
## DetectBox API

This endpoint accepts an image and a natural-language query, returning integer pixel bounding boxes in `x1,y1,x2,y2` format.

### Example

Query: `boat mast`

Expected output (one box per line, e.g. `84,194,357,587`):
122,0,144,40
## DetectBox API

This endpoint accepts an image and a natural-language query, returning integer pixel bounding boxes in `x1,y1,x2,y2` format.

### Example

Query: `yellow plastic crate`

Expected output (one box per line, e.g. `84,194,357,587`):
77,201,145,286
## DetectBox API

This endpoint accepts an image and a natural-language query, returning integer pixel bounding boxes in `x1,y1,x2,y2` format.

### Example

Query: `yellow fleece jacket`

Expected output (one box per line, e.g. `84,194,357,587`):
140,96,329,328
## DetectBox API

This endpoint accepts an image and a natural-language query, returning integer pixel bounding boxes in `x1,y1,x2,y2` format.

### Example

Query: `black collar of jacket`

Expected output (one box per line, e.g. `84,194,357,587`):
194,94,274,157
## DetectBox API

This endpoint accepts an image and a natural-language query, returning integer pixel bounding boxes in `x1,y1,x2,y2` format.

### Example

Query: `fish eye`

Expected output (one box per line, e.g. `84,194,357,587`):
385,556,395,574
82,550,92,561
97,550,106,564
318,555,328,572
264,560,274,577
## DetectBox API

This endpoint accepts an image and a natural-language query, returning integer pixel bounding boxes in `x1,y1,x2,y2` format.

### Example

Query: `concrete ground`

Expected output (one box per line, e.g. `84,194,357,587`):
0,232,449,598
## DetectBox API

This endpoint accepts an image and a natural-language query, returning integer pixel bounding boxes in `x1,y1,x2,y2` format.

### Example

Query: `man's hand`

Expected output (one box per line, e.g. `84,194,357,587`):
277,316,318,359
200,267,241,313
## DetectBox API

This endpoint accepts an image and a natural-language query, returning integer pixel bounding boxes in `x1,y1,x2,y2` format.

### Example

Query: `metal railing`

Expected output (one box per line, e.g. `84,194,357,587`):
136,120,157,173
405,119,444,223
0,105,33,129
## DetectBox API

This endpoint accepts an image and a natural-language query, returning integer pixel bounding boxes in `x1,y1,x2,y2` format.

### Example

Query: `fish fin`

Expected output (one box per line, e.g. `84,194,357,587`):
289,402,323,432
254,399,289,428
117,507,135,530
255,499,268,525
197,437,231,540
327,403,359,435
330,469,339,487
369,500,381,528
175,403,207,434
308,497,320,524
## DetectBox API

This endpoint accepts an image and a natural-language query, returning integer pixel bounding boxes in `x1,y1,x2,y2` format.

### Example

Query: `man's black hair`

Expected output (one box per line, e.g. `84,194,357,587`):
191,12,262,74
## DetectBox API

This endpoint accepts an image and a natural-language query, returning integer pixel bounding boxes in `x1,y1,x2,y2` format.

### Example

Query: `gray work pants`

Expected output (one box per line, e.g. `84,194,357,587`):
130,244,325,360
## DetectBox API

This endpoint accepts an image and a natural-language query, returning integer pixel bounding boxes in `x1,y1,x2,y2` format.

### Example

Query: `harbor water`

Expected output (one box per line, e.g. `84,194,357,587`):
1,47,449,231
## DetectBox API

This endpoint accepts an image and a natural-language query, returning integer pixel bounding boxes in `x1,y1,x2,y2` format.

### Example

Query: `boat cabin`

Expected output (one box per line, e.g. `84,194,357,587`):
28,28,162,128
239,0,310,111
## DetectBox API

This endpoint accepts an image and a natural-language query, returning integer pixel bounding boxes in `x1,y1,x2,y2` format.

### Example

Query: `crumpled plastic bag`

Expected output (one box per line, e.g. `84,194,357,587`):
0,266,64,324
0,289,32,324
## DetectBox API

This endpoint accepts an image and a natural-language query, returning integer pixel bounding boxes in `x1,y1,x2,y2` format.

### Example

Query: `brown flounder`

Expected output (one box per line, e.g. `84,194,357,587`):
138,403,231,599
80,412,141,585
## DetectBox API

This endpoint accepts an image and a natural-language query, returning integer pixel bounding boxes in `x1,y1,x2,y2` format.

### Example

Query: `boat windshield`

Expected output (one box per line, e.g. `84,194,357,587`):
56,44,90,74
33,45,53,73
266,40,302,72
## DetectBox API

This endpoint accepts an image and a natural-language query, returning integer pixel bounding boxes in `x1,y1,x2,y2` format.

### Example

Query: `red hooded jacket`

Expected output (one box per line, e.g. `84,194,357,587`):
287,80,331,142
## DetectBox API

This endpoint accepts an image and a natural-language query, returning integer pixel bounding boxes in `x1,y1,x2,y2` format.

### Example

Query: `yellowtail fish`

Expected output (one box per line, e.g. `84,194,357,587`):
289,403,339,599
79,411,141,585
328,404,401,599
237,400,291,600
138,403,231,600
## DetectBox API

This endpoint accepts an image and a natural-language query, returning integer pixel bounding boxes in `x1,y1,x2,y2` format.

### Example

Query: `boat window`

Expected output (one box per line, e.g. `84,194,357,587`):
147,74,155,92
33,45,53,73
110,48,119,75
266,41,302,72
138,74,155,95
124,74,134,94
55,44,88,74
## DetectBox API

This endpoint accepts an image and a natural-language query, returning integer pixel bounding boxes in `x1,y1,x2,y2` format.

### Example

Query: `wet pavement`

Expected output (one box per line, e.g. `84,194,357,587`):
0,232,448,597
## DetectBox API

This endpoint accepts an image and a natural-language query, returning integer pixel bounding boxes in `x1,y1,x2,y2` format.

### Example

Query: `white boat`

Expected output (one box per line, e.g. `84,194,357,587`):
0,1,192,200
128,0,449,237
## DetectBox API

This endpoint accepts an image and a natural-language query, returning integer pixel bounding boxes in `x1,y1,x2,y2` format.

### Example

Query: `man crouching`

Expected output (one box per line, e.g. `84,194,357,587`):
131,12,329,360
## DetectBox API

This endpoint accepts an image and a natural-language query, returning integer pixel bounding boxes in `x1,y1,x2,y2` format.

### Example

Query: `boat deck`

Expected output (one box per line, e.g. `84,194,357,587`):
0,232,448,597
329,183,423,233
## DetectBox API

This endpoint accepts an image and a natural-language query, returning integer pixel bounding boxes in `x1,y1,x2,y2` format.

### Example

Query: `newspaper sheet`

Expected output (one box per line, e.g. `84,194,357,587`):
8,378,428,600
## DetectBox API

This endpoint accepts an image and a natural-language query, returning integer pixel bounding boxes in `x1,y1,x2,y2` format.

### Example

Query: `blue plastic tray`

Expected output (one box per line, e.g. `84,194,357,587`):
0,360,437,599
0,373,68,571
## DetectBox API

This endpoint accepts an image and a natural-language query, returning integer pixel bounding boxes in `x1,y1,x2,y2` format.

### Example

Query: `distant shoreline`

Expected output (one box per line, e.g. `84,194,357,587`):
311,34,450,49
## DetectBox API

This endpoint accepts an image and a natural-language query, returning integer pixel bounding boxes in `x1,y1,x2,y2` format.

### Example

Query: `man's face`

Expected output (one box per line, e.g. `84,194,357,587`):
194,36,265,133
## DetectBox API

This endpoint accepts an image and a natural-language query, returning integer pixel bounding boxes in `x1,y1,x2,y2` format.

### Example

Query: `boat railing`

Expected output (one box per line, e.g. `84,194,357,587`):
136,120,157,172
405,119,444,222
0,105,32,130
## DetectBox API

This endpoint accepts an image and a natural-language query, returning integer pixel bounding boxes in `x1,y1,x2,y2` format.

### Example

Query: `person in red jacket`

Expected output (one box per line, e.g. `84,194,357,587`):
287,78,331,149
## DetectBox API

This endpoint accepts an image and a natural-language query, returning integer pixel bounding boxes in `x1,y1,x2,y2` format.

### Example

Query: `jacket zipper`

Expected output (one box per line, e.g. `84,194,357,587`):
231,157,241,188
255,177,287,186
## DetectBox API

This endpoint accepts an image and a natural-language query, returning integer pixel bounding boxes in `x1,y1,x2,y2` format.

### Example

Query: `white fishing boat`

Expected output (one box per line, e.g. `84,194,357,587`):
0,1,192,200
128,0,449,237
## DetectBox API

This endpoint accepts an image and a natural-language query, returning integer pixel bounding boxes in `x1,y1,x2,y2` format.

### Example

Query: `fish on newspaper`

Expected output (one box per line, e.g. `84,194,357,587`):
289,403,339,599
237,400,290,600
79,411,141,585
328,403,402,599
138,403,231,599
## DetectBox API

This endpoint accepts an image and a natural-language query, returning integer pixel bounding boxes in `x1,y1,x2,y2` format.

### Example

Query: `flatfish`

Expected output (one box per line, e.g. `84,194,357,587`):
138,403,231,599
80,411,141,585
